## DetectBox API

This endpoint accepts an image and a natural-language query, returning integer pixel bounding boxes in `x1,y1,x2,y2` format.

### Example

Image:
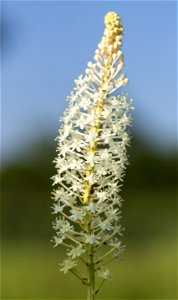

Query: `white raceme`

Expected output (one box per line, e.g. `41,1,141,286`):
51,11,134,298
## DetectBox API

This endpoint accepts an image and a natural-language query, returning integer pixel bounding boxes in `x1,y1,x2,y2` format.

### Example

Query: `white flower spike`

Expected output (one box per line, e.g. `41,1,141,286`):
52,11,134,300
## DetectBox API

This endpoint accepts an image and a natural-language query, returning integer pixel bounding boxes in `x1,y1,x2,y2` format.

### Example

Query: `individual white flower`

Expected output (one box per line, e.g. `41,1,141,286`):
71,180,84,192
53,235,65,247
104,207,119,220
52,217,64,230
97,267,112,280
72,138,85,152
51,203,64,214
51,174,63,186
69,158,84,170
59,258,77,274
51,188,65,201
70,208,86,222
109,238,122,250
85,233,101,245
85,202,98,213
96,191,108,202
100,149,111,160
79,96,91,111
98,219,114,231
108,182,118,194
67,245,86,259
59,220,73,234
59,193,72,203
60,143,71,156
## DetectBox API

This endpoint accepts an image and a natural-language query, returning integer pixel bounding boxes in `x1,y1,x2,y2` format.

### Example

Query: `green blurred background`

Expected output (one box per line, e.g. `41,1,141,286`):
1,1,177,299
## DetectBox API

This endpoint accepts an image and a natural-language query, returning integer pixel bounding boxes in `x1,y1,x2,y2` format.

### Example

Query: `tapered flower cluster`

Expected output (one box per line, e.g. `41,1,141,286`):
51,11,134,290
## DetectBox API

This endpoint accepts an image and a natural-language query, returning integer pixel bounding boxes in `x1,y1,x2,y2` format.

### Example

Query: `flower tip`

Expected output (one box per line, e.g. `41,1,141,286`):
104,11,119,24
104,11,122,28
104,11,124,50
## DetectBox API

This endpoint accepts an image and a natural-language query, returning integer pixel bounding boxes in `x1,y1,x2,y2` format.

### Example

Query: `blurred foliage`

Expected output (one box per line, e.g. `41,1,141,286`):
1,134,177,299
2,238,176,299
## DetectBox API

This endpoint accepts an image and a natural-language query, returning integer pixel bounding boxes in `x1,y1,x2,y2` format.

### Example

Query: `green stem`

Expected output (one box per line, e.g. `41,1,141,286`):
87,244,95,300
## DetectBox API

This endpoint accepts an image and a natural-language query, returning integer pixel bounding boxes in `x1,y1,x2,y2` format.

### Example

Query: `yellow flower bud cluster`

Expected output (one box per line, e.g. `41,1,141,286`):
101,11,124,56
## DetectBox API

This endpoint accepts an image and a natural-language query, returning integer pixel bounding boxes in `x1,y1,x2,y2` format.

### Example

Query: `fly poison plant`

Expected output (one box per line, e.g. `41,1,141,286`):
51,11,134,300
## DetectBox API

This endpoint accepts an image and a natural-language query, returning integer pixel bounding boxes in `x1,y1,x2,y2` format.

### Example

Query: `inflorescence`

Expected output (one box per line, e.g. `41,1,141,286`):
51,11,134,292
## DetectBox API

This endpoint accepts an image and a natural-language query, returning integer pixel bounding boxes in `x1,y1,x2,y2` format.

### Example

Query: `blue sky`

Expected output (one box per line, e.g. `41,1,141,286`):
2,1,177,163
